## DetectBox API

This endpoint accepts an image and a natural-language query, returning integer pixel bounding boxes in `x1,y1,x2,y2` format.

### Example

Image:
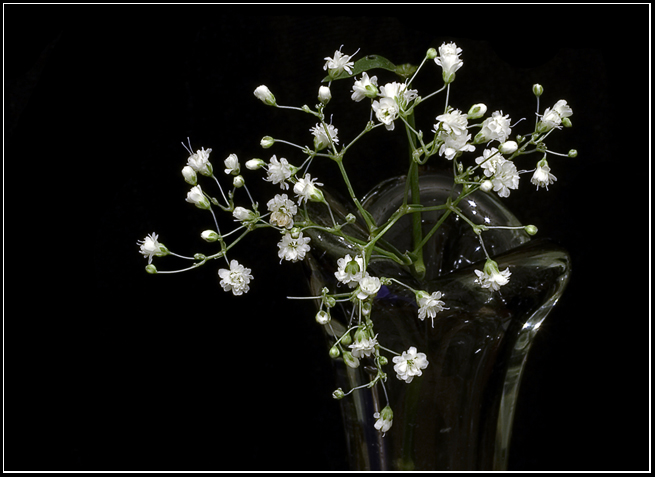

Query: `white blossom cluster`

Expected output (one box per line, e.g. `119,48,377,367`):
138,42,575,437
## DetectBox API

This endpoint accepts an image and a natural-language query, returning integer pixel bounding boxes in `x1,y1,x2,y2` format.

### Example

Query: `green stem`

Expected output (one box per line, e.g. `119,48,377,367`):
405,113,425,278
334,157,376,232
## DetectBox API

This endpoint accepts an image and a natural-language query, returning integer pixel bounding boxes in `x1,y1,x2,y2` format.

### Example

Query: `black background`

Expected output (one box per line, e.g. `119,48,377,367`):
5,5,650,472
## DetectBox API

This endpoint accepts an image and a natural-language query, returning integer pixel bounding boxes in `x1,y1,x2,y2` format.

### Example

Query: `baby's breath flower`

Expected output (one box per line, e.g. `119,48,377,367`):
438,131,475,160
499,141,518,155
323,46,357,78
264,155,295,190
467,103,487,120
218,259,253,296
246,158,265,170
531,158,557,190
491,160,520,198
475,148,503,177
293,174,324,204
224,153,240,175
137,232,168,264
267,193,297,229
374,406,393,435
310,123,339,151
393,347,429,383
335,254,365,287
537,100,573,133
351,72,378,102
349,329,378,358
277,231,311,263
434,108,468,136
474,259,511,291
379,82,418,108
475,111,512,144
187,147,213,176
371,97,399,131
434,42,463,84
356,274,381,300
416,290,446,327
232,206,258,223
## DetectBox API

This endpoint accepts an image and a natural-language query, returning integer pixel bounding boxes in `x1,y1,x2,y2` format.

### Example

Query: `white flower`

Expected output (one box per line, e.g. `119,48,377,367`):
181,165,197,185
416,291,446,327
254,85,276,106
434,42,463,84
224,153,240,175
371,97,399,131
232,206,257,223
318,85,331,104
475,148,503,177
393,347,429,384
538,100,573,133
335,254,365,287
264,155,295,190
531,158,557,190
218,259,253,296
310,123,339,151
434,108,468,136
438,131,475,160
499,141,518,155
373,406,393,435
356,274,381,300
477,111,512,144
293,174,324,204
349,332,378,359
185,185,211,210
277,231,311,263
491,160,520,198
267,193,297,229
379,81,418,108
351,72,378,102
187,147,213,176
324,46,357,77
137,232,167,264
474,259,511,291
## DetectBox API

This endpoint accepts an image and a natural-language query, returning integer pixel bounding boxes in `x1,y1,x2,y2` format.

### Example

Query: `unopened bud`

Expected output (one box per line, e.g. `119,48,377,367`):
260,136,275,149
316,310,331,325
524,225,539,236
145,264,157,274
480,180,493,192
233,175,245,188
329,346,340,359
332,388,345,399
467,103,487,120
318,86,331,104
246,158,265,170
426,47,437,59
201,230,219,242
568,149,578,158
182,166,197,185
499,141,518,155
253,85,276,106
532,84,543,97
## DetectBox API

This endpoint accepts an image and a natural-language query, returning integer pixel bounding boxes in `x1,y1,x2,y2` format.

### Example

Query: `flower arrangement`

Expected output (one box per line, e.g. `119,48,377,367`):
137,43,575,436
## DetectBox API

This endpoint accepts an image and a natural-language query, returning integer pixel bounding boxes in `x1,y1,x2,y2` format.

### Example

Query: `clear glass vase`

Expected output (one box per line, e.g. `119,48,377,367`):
303,172,571,471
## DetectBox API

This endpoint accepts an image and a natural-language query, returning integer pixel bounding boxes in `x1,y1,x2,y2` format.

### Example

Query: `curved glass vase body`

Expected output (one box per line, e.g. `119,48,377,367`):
303,173,571,471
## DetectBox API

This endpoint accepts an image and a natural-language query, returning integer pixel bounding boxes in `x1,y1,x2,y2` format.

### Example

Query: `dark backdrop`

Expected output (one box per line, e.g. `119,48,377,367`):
5,6,650,472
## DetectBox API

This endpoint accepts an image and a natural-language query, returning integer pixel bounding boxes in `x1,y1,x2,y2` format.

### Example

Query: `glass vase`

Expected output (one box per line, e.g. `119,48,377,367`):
303,172,571,471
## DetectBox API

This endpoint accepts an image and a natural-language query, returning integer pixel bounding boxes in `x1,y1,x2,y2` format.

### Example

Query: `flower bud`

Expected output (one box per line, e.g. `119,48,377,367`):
194,253,206,261
316,310,331,325
377,355,388,366
253,85,276,106
246,158,265,170
568,149,578,158
260,136,275,149
342,351,360,369
532,84,543,97
524,225,538,236
329,346,340,359
182,166,197,185
145,264,157,274
499,141,518,155
480,180,493,192
562,117,572,128
426,47,438,59
467,103,487,120
201,230,220,242
318,85,331,104
233,175,245,188
332,388,345,399
340,332,352,346
233,206,257,222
